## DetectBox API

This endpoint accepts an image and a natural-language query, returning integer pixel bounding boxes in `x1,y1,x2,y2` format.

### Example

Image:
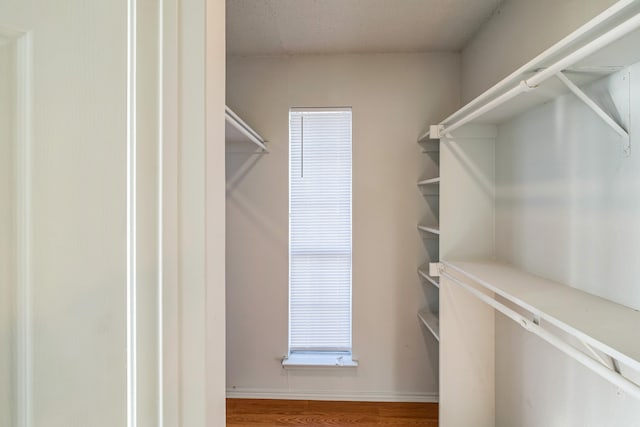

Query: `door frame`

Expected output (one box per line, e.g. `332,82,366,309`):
160,0,226,425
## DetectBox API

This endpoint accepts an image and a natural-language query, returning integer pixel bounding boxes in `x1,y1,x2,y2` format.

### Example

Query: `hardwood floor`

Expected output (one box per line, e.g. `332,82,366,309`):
227,399,438,426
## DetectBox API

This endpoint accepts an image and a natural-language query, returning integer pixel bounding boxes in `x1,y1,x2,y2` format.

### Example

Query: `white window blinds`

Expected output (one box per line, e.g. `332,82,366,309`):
289,108,352,353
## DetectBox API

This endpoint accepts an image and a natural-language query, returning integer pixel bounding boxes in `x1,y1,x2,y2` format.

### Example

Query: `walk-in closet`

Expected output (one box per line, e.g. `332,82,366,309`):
4,0,637,426
225,1,640,425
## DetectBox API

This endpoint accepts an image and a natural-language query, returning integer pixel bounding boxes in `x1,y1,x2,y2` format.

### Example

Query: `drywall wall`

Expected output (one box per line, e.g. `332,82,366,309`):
225,53,459,400
494,62,640,425
496,65,639,310
461,0,618,103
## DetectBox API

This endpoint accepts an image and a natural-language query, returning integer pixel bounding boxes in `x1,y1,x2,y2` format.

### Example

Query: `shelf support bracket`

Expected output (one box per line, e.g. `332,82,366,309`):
556,72,630,157
580,339,612,368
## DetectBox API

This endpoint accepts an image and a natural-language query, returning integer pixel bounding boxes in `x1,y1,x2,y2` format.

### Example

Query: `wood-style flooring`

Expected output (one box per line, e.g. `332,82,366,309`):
227,398,438,426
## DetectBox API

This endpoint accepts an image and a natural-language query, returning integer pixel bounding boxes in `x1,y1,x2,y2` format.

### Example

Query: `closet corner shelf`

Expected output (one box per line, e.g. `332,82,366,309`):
441,259,640,399
418,309,440,341
430,2,640,142
417,225,440,236
418,268,440,288
225,106,268,151
417,129,430,142
417,132,440,153
417,177,440,186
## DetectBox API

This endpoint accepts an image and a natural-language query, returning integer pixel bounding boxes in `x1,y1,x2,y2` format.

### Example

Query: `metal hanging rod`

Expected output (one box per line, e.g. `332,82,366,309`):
433,0,639,133
432,7,640,138
225,106,268,152
441,271,640,401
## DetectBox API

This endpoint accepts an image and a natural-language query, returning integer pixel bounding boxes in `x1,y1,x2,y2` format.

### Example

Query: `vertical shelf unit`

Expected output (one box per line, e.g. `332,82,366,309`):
416,130,441,342
425,1,640,425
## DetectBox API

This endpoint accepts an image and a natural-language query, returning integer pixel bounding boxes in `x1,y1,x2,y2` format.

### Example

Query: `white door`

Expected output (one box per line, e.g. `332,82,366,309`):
0,1,161,426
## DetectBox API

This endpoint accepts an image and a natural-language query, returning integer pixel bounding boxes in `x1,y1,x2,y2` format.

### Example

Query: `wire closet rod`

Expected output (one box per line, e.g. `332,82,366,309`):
441,271,640,401
225,106,268,152
439,8,640,136
437,0,638,130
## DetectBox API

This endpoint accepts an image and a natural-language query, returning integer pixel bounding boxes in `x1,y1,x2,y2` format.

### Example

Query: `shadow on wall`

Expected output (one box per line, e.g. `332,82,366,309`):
226,147,264,192
225,148,288,253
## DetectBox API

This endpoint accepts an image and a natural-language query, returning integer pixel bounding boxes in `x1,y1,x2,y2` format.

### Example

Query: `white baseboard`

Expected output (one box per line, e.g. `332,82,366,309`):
226,387,438,403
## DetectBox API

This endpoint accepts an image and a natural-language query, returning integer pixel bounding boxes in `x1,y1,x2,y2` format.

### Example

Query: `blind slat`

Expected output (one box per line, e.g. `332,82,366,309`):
289,109,352,352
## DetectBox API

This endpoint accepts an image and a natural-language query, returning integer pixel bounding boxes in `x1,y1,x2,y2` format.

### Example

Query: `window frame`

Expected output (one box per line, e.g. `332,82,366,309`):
285,107,356,367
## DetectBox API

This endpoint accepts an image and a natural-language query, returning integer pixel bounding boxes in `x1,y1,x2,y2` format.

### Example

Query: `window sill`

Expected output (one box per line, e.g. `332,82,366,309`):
282,352,359,368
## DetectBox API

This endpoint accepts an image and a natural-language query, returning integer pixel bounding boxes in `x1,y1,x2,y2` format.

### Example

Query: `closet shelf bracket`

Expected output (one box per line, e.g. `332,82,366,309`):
579,339,612,368
555,71,630,157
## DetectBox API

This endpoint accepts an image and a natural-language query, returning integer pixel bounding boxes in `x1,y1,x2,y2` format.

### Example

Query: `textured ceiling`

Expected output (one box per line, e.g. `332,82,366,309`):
226,0,503,56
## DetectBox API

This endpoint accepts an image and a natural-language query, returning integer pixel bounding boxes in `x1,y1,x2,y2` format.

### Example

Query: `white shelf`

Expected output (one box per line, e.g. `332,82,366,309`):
432,2,640,136
417,225,440,236
418,138,439,153
418,130,439,151
417,129,431,142
225,106,268,151
418,309,440,341
418,268,440,288
417,177,440,186
442,260,640,386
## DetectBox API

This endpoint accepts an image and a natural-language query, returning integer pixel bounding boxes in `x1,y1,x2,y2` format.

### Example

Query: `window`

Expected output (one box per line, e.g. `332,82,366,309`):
286,107,356,367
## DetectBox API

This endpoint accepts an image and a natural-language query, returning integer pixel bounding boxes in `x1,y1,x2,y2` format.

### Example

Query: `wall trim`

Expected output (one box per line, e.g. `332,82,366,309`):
226,388,438,403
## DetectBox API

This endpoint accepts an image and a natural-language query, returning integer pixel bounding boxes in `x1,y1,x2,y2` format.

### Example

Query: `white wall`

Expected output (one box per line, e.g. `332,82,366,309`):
225,53,459,400
461,0,617,103
493,63,640,426
496,67,640,308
